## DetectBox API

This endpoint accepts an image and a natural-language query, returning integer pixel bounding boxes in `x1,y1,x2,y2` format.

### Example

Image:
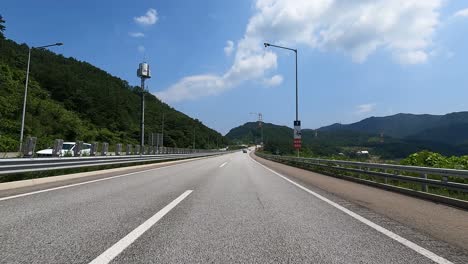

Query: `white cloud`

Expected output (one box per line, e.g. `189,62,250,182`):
248,0,441,64
155,75,228,102
137,45,145,53
157,0,442,103
454,8,468,17
134,8,158,26
264,75,283,87
224,40,235,56
395,50,428,64
129,32,145,38
356,103,376,114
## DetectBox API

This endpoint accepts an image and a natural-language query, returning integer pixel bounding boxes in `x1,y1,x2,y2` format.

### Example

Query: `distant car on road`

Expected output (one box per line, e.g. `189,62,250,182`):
242,149,248,153
36,142,91,157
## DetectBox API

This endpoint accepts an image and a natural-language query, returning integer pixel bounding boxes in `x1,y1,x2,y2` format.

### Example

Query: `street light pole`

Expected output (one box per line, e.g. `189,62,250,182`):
19,43,63,153
19,48,31,154
264,42,301,156
295,50,298,121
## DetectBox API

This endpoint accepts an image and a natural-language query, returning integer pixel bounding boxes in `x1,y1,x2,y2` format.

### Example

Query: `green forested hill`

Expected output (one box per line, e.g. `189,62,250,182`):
406,123,468,145
226,122,468,159
0,26,226,151
226,122,293,153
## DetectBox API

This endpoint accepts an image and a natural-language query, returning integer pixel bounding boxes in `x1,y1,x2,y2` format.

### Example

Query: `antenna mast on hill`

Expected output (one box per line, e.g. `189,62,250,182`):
249,112,264,147
137,62,151,152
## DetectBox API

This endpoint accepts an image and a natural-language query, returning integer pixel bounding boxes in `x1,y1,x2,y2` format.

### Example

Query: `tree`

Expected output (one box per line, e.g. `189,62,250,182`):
0,15,5,38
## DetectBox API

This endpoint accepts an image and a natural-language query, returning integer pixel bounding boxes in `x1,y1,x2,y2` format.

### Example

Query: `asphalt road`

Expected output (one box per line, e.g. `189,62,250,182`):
0,151,466,263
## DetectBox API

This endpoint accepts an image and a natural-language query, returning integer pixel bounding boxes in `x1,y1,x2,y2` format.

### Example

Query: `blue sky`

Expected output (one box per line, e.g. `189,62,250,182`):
2,0,468,134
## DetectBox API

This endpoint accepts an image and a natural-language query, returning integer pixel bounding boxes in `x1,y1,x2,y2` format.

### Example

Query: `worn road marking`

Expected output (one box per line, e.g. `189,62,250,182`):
219,162,228,168
89,190,193,264
250,156,453,264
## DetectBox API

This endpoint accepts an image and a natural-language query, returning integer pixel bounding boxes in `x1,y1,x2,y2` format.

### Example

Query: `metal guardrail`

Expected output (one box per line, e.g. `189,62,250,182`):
257,153,468,207
0,152,229,175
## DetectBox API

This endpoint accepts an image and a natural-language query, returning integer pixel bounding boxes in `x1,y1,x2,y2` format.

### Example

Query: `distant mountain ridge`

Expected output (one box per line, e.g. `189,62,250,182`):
318,112,468,140
226,111,468,158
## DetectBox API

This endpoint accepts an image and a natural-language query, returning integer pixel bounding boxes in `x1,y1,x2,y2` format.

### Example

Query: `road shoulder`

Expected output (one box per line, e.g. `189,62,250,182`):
0,156,215,198
252,152,468,254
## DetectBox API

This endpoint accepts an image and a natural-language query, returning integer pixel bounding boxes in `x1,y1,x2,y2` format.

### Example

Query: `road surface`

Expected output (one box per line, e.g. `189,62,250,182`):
0,151,466,263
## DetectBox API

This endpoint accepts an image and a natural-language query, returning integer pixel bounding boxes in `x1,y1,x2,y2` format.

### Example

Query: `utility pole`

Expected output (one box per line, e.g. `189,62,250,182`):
19,42,63,153
192,127,196,150
250,112,263,148
161,113,165,148
137,62,151,152
264,43,301,157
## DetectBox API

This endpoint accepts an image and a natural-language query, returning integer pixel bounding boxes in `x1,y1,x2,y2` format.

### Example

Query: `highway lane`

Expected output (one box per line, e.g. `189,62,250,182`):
0,151,464,263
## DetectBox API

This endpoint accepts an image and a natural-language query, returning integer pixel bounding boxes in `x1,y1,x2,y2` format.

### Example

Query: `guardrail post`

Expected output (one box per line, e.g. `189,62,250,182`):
116,143,122,156
384,169,388,184
90,142,98,156
74,141,83,157
52,139,64,157
22,137,37,158
135,145,140,155
126,144,132,155
101,142,109,156
442,176,448,184
421,173,428,192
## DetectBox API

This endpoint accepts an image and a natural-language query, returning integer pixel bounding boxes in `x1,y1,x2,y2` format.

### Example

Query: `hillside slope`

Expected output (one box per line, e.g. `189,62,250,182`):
0,37,226,151
406,123,468,145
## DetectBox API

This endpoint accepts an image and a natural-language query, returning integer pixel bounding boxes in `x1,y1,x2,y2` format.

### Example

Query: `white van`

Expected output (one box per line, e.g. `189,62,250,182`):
36,142,91,157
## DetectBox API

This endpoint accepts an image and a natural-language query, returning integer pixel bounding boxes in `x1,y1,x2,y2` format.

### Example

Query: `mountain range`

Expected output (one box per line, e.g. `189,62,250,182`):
226,112,468,158
319,112,468,141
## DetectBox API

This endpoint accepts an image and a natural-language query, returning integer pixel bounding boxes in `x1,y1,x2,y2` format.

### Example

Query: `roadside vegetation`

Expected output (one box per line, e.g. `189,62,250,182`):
257,150,468,202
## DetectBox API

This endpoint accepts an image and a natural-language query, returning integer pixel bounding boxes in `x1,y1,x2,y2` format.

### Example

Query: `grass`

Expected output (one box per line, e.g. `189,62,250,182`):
258,153,468,202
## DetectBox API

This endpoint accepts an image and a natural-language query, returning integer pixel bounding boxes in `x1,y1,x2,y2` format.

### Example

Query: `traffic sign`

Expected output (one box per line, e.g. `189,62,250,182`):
293,120,301,139
294,138,301,149
293,120,301,149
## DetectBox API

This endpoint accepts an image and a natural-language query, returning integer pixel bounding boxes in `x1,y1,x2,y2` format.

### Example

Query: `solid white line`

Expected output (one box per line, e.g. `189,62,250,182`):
249,156,453,264
89,190,193,264
219,162,228,168
0,160,198,202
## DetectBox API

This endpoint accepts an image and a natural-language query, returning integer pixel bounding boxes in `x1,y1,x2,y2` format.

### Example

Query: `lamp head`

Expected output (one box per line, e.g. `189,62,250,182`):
264,43,270,48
